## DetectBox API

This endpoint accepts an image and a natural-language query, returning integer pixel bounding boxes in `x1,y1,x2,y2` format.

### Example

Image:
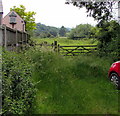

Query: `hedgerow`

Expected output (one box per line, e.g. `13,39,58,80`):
2,50,36,115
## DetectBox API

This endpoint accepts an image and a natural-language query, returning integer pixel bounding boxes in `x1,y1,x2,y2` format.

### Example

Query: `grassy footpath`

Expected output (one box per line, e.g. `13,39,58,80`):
29,38,119,114
29,49,119,114
3,46,119,114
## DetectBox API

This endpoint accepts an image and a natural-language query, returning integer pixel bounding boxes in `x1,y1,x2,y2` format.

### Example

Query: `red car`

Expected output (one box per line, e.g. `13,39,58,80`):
108,61,120,89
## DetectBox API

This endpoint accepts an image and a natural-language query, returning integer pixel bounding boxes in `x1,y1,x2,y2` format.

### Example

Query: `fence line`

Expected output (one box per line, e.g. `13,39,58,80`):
0,25,30,51
36,41,97,56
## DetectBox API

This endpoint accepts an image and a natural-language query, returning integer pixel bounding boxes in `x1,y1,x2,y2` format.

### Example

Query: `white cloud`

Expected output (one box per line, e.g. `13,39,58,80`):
2,0,97,28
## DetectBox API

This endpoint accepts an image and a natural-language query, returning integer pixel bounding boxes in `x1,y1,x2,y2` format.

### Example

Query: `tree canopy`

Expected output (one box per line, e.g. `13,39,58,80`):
93,20,120,43
66,0,117,24
67,24,93,39
59,26,68,37
10,5,36,33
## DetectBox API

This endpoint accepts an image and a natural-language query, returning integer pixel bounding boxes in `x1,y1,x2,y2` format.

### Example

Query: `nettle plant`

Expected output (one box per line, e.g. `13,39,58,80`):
2,50,36,115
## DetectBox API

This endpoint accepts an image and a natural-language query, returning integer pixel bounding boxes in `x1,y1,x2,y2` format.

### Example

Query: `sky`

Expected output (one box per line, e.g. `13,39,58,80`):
2,0,98,28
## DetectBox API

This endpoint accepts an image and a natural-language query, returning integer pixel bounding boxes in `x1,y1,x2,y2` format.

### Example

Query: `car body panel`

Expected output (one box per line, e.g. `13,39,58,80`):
108,61,120,77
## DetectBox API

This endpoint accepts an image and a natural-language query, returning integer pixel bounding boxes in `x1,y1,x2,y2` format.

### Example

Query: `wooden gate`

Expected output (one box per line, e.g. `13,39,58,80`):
37,41,97,56
58,45,97,56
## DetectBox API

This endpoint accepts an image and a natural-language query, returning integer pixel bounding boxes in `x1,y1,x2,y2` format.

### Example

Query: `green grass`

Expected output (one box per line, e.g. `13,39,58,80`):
29,38,119,114
32,37,98,56
32,37,98,46
29,49,119,114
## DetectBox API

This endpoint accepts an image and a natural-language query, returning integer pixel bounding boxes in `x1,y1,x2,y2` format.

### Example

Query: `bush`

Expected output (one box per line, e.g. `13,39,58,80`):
95,20,120,60
97,38,120,61
2,50,36,115
67,24,93,39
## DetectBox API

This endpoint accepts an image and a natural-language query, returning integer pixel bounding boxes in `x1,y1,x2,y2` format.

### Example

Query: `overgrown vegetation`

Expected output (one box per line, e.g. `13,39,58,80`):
2,50,36,115
2,47,119,114
30,50,119,114
92,20,120,60
2,0,120,114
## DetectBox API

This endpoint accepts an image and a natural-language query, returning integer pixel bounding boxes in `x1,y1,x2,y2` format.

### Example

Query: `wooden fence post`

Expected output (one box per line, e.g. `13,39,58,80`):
54,41,57,52
58,44,60,53
51,43,53,49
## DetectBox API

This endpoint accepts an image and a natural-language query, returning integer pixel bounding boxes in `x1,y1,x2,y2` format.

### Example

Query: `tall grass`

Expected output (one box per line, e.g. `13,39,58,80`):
29,49,119,114
3,47,119,114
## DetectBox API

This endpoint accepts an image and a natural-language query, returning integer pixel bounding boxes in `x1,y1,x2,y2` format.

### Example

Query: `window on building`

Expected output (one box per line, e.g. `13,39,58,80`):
10,17,16,24
9,11,17,24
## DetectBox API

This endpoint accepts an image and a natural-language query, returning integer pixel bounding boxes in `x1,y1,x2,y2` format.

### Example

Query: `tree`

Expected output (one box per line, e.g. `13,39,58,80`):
10,5,36,33
59,26,67,37
34,23,60,38
91,20,120,59
95,20,120,44
67,24,93,39
65,0,117,24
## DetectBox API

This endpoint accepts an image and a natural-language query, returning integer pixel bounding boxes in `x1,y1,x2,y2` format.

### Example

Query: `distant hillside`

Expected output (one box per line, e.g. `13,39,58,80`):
34,23,70,38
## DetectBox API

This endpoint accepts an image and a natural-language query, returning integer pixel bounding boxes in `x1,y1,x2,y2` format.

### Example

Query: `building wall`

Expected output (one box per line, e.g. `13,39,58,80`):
2,11,25,32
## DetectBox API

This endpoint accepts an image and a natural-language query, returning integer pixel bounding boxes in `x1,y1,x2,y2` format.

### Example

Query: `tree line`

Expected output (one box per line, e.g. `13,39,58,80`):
34,23,69,38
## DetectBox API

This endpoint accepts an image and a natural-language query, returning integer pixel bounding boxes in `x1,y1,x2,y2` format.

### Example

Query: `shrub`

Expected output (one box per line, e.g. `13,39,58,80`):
95,20,120,60
97,38,119,61
2,50,36,115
